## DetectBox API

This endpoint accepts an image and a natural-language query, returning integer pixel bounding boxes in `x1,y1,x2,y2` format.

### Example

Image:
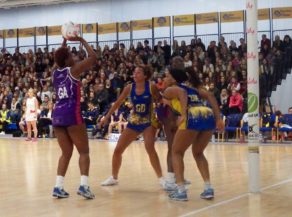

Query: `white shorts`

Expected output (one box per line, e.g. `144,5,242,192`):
25,113,37,122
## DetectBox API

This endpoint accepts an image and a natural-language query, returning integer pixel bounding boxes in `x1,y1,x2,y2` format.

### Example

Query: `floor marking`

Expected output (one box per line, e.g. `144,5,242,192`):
180,177,292,217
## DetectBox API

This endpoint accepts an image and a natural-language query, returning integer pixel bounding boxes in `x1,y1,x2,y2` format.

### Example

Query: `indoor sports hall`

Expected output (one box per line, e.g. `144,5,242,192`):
0,0,292,217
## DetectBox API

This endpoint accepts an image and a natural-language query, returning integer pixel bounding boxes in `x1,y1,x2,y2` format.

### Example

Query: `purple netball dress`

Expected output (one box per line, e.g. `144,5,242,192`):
52,67,83,127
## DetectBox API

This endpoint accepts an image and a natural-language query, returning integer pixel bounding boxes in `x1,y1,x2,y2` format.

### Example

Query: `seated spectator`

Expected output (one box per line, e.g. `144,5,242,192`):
203,58,214,74
229,89,243,114
163,40,171,65
37,102,53,137
229,40,239,53
219,89,230,116
203,76,211,90
118,111,129,134
283,35,292,50
10,97,21,123
217,76,228,92
0,104,11,134
183,53,192,67
261,34,271,51
95,83,109,113
41,95,50,110
19,106,27,136
83,101,99,125
110,72,123,97
275,109,292,141
108,108,123,136
218,36,227,50
105,79,116,103
39,84,51,101
172,40,180,57
273,35,284,51
228,76,240,92
208,82,220,102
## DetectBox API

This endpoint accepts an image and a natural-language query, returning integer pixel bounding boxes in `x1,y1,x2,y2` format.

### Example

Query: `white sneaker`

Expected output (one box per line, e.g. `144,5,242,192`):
101,176,118,186
163,181,177,192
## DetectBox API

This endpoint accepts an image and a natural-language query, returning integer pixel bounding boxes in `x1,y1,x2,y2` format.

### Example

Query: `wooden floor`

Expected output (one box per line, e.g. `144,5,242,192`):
1,138,292,217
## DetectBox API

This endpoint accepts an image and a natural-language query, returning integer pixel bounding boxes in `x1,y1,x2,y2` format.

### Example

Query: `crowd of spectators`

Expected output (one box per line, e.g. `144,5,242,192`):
0,33,291,138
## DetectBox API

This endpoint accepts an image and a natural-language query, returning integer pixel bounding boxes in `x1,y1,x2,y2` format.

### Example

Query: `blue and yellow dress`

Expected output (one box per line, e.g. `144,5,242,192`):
171,84,215,131
127,81,158,132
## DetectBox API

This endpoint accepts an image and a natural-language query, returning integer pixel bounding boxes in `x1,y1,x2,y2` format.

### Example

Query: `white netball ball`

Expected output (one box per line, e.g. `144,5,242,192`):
61,22,80,39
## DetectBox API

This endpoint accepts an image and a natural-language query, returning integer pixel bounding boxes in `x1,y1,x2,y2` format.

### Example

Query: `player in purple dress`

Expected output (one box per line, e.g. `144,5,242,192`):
52,37,96,199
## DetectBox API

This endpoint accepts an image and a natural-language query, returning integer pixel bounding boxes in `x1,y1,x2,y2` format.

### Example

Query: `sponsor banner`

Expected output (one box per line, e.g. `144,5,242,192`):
98,23,117,34
196,12,218,24
48,25,62,36
5,29,17,38
221,10,244,23
0,30,4,39
36,27,46,36
258,8,270,20
119,22,130,33
154,16,170,27
173,14,194,26
82,23,96,34
19,28,35,37
132,19,152,31
272,7,292,19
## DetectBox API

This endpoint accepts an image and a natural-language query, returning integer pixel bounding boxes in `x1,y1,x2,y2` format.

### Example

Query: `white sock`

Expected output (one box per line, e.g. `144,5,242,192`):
166,172,175,183
81,175,89,186
204,181,212,190
55,175,64,188
111,176,118,180
159,177,165,184
177,184,186,192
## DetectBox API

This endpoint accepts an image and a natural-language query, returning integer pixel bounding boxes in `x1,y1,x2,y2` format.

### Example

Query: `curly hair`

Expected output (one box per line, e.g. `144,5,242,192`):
185,67,202,88
137,65,153,80
54,47,70,68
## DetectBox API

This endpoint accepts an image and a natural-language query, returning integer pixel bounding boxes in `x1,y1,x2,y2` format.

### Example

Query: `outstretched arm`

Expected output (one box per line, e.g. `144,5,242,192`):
70,37,96,79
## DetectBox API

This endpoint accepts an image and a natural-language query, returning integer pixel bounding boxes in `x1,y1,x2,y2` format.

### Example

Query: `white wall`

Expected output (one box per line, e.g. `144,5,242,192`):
0,0,292,50
0,0,291,29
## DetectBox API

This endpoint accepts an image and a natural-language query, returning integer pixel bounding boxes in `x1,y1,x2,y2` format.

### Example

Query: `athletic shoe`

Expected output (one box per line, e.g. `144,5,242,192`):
169,189,188,201
77,185,95,199
200,188,214,200
25,138,32,141
52,187,69,199
173,177,192,185
163,181,177,192
101,176,118,186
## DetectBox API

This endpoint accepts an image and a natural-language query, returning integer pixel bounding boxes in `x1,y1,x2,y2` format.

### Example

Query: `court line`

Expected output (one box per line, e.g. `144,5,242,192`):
179,177,292,217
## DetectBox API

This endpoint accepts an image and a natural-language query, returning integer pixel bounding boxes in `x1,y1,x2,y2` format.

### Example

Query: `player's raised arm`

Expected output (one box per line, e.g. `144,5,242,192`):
69,37,97,78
